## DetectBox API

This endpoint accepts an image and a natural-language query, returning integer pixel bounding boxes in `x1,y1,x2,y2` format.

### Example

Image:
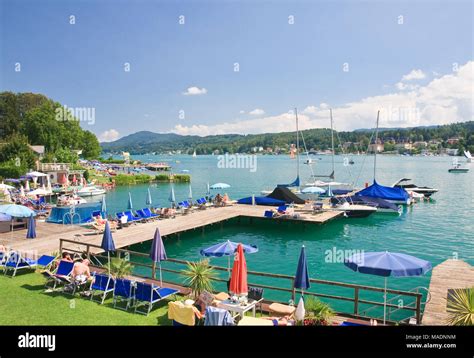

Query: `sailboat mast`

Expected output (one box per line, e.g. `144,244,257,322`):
295,108,300,189
374,110,380,181
330,108,335,177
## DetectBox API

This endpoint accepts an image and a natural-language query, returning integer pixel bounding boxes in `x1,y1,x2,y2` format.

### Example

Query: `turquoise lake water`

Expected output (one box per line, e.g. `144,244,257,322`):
91,154,473,319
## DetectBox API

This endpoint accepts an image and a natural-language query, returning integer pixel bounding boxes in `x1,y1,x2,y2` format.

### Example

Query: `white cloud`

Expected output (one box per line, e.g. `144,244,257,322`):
171,61,473,135
402,69,426,81
239,110,245,114
249,108,265,116
99,129,120,142
182,86,207,96
395,82,419,91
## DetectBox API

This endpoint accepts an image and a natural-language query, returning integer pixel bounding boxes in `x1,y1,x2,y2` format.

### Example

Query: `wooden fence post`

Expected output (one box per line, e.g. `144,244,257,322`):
354,287,359,315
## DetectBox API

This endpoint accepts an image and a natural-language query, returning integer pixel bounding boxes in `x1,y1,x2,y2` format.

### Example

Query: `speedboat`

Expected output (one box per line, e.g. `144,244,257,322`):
392,178,439,198
57,194,87,206
77,185,106,197
448,163,469,173
329,197,377,218
343,195,402,215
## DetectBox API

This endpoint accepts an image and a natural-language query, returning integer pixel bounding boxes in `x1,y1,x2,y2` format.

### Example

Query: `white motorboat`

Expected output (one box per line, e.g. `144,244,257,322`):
392,178,439,198
77,185,106,197
330,201,377,218
57,194,87,206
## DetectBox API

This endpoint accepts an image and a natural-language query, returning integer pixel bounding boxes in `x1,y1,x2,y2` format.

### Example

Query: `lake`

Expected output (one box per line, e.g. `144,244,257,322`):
91,154,474,319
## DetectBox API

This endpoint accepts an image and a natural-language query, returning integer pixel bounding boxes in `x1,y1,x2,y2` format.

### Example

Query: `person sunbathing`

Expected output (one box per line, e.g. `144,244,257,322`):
71,259,92,283
61,252,73,262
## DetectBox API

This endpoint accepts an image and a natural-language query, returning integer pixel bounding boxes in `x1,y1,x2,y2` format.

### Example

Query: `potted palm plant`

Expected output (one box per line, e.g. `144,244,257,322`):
446,288,474,325
303,296,335,326
108,257,134,278
180,259,217,299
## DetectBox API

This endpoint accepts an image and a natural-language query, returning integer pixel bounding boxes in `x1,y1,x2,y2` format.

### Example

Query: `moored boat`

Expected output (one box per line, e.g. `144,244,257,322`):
392,178,438,198
76,185,106,197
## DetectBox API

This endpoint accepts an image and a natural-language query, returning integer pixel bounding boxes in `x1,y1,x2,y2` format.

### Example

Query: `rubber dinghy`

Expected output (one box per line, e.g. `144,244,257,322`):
356,180,410,205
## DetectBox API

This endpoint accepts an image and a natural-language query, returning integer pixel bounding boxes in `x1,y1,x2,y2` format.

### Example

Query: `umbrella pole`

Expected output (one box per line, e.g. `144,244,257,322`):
228,255,230,278
107,252,111,276
159,263,163,286
383,277,387,325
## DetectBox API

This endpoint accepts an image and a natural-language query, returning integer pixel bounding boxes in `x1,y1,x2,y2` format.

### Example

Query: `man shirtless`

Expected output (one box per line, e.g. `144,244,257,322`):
71,259,92,283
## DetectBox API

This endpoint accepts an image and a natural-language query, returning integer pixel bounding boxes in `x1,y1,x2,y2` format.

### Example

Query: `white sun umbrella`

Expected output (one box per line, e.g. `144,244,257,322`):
301,186,325,194
25,180,30,191
210,183,231,190
20,185,25,197
0,182,14,190
27,188,49,197
188,184,193,201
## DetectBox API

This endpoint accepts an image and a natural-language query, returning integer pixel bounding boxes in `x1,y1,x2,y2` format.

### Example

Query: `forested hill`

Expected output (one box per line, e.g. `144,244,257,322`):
101,121,474,155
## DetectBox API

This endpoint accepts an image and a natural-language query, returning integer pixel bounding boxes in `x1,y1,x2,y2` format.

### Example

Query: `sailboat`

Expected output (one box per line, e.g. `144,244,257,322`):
464,150,472,163
355,111,410,205
260,108,302,195
192,150,197,158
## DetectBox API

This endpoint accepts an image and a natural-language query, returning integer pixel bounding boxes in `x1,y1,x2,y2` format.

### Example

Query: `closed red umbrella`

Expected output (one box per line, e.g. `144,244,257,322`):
229,244,248,295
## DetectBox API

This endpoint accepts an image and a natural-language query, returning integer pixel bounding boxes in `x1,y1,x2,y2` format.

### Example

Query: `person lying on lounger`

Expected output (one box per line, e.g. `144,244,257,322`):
61,252,73,262
71,259,92,283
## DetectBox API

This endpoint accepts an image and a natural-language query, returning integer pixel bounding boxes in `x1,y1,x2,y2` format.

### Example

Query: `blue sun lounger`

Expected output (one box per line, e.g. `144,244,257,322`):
124,211,144,223
143,207,159,219
90,273,115,304
264,210,274,218
136,209,153,221
113,278,135,311
43,260,75,290
3,252,55,277
134,282,179,315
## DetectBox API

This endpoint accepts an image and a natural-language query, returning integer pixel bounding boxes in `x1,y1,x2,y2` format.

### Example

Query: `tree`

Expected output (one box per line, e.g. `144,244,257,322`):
81,130,101,159
0,133,36,170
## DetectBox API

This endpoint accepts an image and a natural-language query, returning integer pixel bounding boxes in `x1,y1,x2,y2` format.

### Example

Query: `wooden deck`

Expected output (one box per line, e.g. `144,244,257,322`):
422,259,474,325
0,204,342,256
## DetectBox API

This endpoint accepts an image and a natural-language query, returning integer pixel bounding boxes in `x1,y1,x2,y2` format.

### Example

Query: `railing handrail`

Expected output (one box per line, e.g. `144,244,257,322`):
59,238,423,323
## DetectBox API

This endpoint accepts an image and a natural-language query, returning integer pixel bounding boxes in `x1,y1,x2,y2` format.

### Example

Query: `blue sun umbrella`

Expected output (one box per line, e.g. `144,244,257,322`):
294,245,310,297
26,214,36,239
168,186,176,207
150,228,167,285
127,192,133,210
0,204,36,217
101,221,116,274
344,251,432,324
200,240,258,277
146,188,152,207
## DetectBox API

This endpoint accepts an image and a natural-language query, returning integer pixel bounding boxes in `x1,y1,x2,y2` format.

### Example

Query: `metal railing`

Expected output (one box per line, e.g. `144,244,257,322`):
59,238,424,324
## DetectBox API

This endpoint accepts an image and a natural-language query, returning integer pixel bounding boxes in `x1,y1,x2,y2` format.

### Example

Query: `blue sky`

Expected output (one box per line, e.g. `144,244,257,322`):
1,0,473,141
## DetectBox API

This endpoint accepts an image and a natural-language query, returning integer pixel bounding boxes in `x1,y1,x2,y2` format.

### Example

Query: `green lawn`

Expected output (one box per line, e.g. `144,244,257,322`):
0,272,172,325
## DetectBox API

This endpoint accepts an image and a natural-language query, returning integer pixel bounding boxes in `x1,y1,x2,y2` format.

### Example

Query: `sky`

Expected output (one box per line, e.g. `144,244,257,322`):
1,0,473,142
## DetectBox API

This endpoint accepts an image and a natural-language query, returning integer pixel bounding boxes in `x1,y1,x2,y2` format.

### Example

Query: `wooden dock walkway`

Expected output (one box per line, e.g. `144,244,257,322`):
422,259,474,325
0,204,342,256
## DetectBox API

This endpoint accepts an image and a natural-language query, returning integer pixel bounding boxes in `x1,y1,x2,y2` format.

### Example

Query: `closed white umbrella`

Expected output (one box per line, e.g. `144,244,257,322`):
295,296,306,322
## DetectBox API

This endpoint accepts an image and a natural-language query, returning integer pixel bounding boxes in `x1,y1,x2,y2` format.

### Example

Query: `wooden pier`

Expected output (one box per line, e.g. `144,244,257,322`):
422,259,474,325
0,204,342,256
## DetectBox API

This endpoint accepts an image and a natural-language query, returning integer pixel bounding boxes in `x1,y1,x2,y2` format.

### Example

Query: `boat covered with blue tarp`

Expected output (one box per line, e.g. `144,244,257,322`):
237,196,285,206
356,180,409,205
